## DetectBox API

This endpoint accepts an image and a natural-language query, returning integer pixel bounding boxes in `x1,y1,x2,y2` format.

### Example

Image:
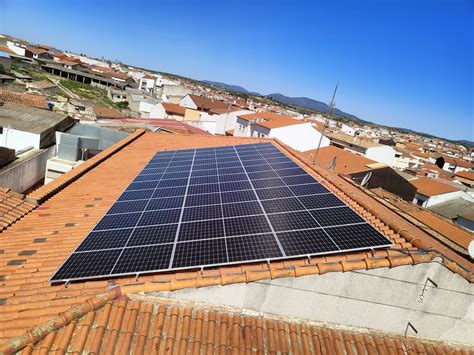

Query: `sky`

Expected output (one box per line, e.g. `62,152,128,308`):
0,0,472,141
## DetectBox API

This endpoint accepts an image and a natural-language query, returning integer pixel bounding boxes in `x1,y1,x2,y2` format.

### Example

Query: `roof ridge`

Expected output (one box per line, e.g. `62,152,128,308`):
0,287,122,354
1,284,471,354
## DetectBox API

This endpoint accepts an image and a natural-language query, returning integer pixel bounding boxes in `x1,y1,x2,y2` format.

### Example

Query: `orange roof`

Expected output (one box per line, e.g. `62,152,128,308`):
304,146,377,174
0,289,467,354
372,188,473,252
0,187,36,232
411,177,462,197
239,111,304,129
187,94,230,111
0,131,471,349
442,156,473,168
411,151,432,159
0,45,15,55
0,90,49,109
92,105,124,119
25,47,47,55
455,170,474,181
162,102,186,116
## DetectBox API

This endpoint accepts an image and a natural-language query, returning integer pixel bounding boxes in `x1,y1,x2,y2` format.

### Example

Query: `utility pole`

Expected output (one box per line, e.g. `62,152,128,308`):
314,81,339,160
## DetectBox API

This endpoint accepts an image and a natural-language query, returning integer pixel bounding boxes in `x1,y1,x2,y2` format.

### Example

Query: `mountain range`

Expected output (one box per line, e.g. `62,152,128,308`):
202,80,358,120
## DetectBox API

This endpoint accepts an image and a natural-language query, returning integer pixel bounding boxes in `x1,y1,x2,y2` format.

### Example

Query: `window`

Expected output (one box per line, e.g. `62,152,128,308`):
0,127,3,134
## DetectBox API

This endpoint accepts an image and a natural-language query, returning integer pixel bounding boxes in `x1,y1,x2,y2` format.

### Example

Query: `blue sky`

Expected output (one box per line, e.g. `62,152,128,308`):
1,0,472,141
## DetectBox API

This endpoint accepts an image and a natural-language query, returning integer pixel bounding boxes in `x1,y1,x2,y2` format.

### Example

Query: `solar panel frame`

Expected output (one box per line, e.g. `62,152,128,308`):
50,143,393,283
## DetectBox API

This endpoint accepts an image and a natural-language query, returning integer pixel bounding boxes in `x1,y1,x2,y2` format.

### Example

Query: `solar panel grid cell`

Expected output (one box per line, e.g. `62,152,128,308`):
50,143,392,282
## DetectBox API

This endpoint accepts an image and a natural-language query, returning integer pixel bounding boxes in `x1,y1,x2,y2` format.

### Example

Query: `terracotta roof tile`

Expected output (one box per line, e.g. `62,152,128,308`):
0,187,36,232
410,177,462,197
187,94,230,111
0,131,472,349
0,90,49,109
161,102,186,116
455,170,474,181
0,291,470,354
304,145,377,174
92,105,124,119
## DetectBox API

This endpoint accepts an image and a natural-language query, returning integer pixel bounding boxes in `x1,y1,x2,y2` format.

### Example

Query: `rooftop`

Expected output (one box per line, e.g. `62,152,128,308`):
429,198,474,220
27,79,56,90
0,90,49,109
161,102,186,116
303,146,377,174
1,289,469,354
92,105,124,119
455,170,474,181
187,94,230,111
326,133,382,150
0,102,73,134
238,111,304,129
411,177,462,197
0,131,471,350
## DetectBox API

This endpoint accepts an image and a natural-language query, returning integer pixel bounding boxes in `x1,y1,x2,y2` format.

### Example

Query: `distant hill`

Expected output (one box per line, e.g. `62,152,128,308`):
202,80,261,96
267,93,359,120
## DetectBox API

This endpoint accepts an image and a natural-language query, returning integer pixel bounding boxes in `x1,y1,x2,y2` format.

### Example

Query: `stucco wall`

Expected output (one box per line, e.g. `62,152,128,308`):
0,128,40,151
269,123,330,152
365,145,396,165
152,261,473,344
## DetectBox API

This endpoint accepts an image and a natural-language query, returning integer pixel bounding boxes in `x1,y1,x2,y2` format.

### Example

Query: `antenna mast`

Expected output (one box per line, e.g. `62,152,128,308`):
314,81,339,160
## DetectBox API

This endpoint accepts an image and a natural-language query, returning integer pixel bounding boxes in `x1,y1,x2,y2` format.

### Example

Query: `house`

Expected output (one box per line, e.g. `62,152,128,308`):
0,102,74,151
24,47,52,60
139,74,155,93
0,89,49,109
149,102,186,120
92,105,124,119
0,132,471,353
180,94,229,112
0,74,15,84
410,177,466,207
128,94,161,117
107,88,128,103
26,80,60,96
453,170,474,187
435,155,473,173
234,111,330,151
326,132,397,165
304,145,416,201
429,198,474,232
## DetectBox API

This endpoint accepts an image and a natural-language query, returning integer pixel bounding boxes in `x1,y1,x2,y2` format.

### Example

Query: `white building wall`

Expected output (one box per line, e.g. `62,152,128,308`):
341,124,356,136
417,190,469,208
149,104,166,119
180,95,198,110
233,117,251,137
0,128,41,151
152,262,474,344
7,41,25,56
365,146,396,165
269,123,330,152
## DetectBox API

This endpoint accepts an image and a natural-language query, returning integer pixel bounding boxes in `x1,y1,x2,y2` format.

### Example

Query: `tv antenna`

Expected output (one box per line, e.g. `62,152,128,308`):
313,81,339,160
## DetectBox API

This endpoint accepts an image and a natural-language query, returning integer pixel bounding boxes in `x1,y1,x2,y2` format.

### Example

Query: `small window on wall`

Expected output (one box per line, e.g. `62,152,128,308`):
0,127,3,134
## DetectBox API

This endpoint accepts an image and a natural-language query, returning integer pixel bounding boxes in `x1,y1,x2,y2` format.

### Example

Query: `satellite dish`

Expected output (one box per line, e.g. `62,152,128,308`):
361,171,372,187
469,240,474,259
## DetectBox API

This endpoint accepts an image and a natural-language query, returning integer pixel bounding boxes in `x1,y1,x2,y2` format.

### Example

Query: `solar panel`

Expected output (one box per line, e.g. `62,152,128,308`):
51,142,393,282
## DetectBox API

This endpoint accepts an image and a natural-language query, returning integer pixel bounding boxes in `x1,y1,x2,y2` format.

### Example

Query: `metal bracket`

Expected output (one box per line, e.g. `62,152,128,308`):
418,277,438,303
64,280,70,288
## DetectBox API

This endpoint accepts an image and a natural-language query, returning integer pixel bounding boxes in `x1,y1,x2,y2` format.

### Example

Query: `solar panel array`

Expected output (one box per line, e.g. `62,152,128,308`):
51,143,392,282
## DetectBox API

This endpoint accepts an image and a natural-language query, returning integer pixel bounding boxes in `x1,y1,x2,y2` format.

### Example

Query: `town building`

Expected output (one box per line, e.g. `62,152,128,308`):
326,132,397,166
435,155,473,173
149,102,186,120
234,111,330,151
410,177,467,208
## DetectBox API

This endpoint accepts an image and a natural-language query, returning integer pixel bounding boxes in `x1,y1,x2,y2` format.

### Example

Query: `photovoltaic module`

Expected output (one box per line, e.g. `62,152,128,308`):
51,142,392,282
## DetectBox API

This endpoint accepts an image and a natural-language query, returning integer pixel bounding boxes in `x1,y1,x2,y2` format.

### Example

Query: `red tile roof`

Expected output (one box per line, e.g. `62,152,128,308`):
108,118,211,135
0,187,36,232
0,90,49,109
187,94,230,111
239,111,304,129
92,105,124,119
455,170,474,181
411,177,462,197
0,289,469,354
0,132,471,349
442,156,473,168
25,47,47,55
0,45,15,55
162,102,186,116
304,146,377,174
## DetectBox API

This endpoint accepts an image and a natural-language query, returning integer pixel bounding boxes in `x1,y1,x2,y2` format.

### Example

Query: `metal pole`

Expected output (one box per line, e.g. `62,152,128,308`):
314,81,339,161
